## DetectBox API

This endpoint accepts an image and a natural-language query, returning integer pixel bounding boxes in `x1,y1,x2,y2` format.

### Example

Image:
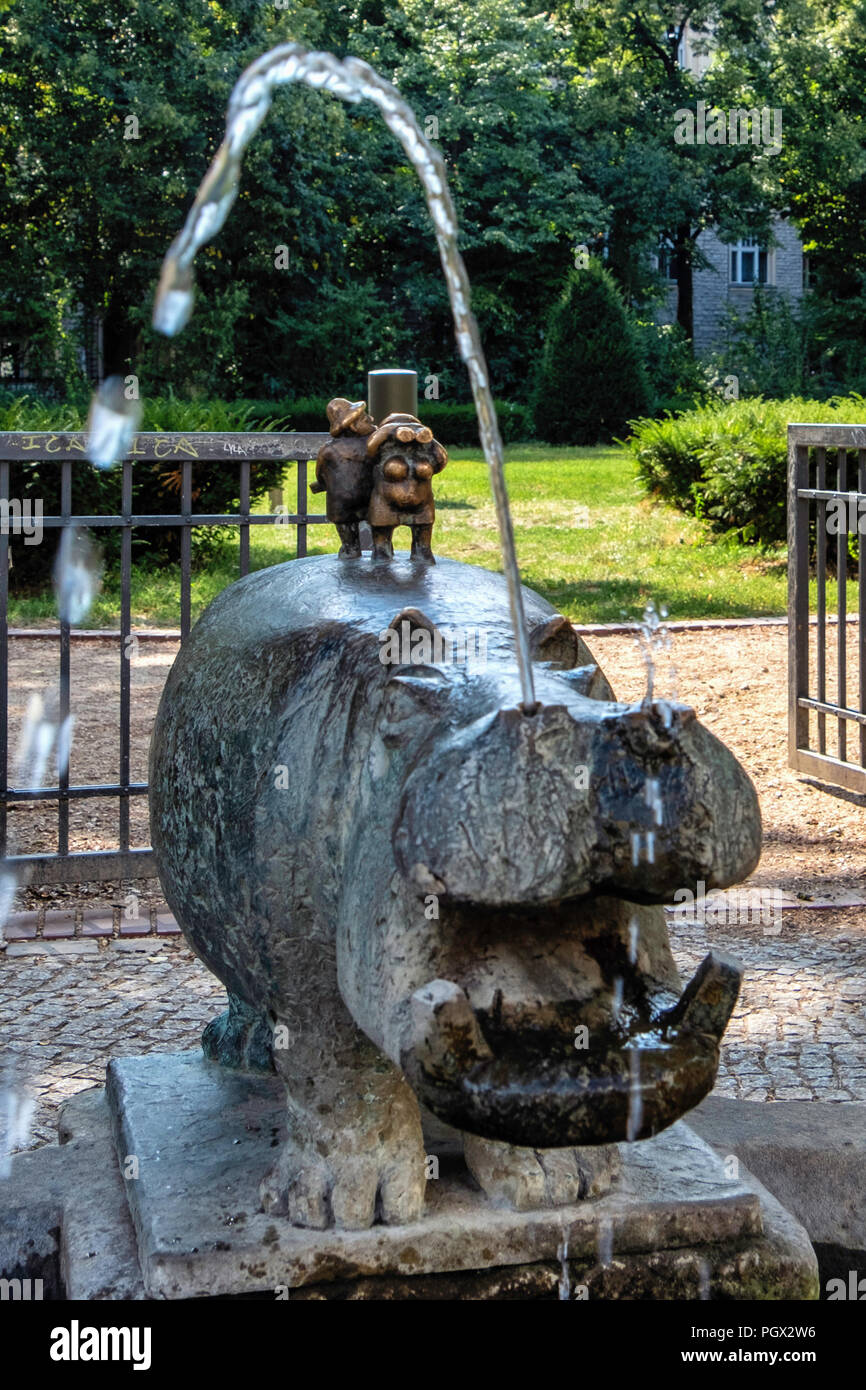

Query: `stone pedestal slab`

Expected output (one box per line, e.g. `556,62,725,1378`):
102,1051,817,1300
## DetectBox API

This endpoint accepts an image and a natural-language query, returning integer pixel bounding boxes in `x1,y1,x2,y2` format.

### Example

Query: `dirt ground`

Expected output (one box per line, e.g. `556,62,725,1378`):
6,621,864,913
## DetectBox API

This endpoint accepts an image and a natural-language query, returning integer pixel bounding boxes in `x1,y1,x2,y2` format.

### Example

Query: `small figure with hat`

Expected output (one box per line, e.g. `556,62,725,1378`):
365,412,447,563
312,398,377,558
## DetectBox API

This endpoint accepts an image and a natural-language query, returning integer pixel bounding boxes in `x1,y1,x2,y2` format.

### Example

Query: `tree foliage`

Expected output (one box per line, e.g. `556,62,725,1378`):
1,0,865,405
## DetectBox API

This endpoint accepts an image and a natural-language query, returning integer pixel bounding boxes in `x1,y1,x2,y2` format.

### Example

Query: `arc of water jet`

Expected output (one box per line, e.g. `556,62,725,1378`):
151,42,536,711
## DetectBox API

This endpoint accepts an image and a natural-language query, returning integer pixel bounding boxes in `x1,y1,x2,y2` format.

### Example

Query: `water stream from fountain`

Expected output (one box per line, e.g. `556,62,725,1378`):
0,530,101,1173
131,41,538,710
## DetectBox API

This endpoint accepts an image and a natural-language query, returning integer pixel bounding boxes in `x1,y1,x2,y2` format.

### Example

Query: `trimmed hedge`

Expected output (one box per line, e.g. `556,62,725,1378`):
245,396,532,445
0,390,532,584
629,394,866,546
0,393,288,584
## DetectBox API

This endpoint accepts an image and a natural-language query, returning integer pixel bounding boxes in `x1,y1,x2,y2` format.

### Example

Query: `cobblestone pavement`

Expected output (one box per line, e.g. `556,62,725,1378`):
672,910,866,1102
2,904,865,1153
1,941,226,1150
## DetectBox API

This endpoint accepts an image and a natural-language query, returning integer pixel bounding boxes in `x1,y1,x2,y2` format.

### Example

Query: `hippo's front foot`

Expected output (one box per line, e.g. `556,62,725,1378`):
202,992,274,1073
262,1048,426,1229
463,1135,620,1211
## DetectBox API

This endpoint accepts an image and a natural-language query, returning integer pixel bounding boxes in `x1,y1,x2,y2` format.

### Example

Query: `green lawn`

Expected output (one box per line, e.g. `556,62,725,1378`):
6,443,844,628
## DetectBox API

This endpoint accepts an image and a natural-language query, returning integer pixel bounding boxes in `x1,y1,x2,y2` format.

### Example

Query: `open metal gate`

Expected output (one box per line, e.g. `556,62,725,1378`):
788,422,866,794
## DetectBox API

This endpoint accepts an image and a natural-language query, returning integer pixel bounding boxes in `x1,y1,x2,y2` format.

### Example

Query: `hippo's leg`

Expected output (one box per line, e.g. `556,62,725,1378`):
370,525,395,561
410,523,435,564
202,992,274,1073
261,1022,426,1230
462,1135,620,1210
335,521,361,559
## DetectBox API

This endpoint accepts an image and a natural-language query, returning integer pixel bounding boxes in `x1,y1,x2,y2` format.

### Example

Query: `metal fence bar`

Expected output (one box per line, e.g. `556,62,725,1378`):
788,423,866,794
180,458,192,642
0,459,8,860
0,429,330,884
861,449,866,767
58,459,72,855
297,459,308,558
6,782,148,803
239,460,250,578
837,448,847,762
788,436,810,770
815,447,826,754
119,458,133,852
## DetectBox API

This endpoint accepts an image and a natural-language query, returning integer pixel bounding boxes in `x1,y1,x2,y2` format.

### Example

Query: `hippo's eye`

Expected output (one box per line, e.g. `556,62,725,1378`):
383,457,409,480
380,671,448,746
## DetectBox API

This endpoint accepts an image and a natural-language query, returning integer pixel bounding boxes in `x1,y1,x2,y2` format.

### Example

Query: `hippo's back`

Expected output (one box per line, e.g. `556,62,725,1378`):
148,554,562,1004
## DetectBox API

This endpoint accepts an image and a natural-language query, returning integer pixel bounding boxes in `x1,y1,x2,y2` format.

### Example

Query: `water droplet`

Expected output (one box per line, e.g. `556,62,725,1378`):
598,1216,613,1267
86,376,142,468
628,917,639,964
626,1048,643,1142
0,1088,34,1177
56,714,76,778
645,776,663,826
612,977,623,1020
153,286,195,338
557,1219,571,1301
0,871,17,934
54,529,102,627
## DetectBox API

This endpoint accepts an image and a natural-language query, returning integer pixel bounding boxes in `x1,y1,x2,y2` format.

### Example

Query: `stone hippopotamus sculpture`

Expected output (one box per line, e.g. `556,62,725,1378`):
149,554,761,1230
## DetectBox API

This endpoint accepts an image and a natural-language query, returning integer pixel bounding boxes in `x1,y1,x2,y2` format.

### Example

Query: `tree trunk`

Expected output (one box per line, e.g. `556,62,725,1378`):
674,225,694,341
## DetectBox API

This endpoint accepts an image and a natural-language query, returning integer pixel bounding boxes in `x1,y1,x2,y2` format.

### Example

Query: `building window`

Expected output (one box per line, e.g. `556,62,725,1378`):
730,238,768,285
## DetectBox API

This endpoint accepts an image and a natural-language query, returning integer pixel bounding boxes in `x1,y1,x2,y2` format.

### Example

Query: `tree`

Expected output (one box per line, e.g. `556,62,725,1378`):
530,259,650,444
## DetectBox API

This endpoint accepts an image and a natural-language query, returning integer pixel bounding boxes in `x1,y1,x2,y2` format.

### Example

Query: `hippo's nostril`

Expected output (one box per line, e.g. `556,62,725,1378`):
616,699,696,757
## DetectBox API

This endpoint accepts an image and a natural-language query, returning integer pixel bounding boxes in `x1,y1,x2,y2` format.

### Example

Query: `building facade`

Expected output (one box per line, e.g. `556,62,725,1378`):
666,23,805,356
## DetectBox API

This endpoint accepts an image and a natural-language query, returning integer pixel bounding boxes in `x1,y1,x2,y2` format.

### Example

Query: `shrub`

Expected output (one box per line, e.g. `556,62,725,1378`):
530,261,651,445
2,392,288,587
629,393,866,546
629,401,726,511
634,320,712,417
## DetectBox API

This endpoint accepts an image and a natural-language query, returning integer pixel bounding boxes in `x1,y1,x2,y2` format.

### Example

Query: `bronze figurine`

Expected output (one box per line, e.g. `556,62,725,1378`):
314,398,447,562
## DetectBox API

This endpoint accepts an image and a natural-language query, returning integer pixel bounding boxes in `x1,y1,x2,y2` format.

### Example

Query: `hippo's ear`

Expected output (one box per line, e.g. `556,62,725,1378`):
558,664,615,702
531,616,615,701
381,607,450,664
530,616,592,669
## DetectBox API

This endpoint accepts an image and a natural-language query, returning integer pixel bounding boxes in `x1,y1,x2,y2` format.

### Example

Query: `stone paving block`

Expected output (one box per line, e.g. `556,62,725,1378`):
118,920,153,937
81,917,114,937
43,911,77,938
3,912,40,940
690,1096,866,1285
7,940,98,958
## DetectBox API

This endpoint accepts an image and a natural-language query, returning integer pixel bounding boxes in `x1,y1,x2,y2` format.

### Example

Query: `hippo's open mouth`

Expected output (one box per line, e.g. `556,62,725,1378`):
399,945,741,1148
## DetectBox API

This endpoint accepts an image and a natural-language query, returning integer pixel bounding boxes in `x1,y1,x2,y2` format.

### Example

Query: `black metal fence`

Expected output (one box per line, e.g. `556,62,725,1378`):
788,423,866,794
0,429,330,883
